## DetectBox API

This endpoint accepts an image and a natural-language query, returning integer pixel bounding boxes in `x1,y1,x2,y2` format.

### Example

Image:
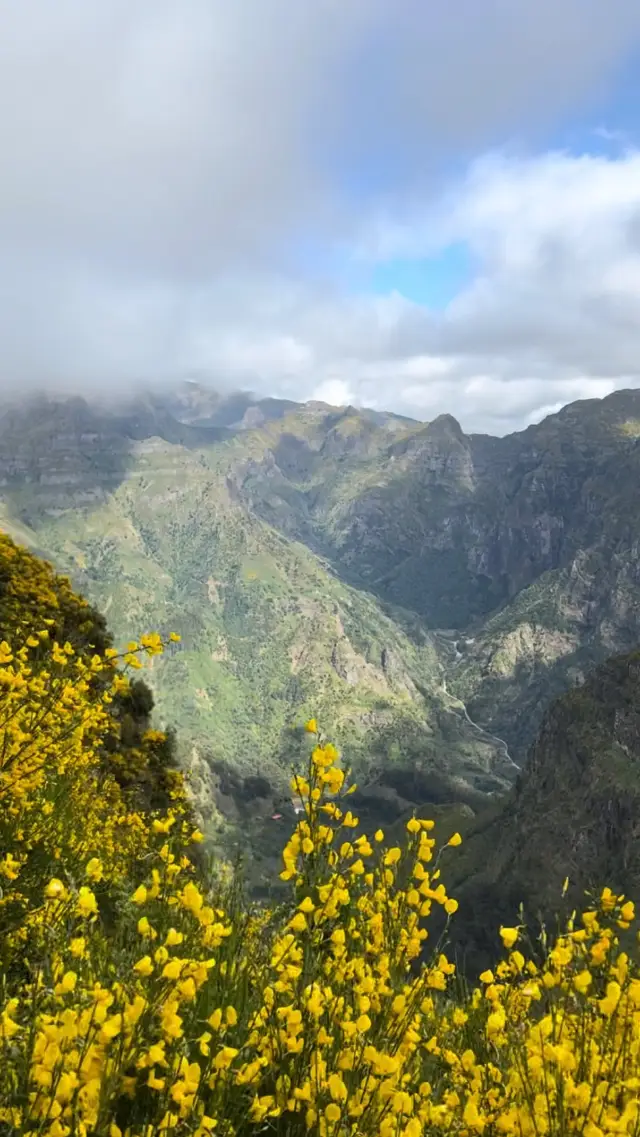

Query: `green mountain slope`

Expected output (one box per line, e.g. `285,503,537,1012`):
0,393,511,834
219,386,640,764
4,382,640,829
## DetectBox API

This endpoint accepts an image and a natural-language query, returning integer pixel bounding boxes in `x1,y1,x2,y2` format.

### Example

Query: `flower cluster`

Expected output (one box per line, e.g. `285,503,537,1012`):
0,623,191,959
1,703,640,1136
0,534,192,960
2,537,640,1137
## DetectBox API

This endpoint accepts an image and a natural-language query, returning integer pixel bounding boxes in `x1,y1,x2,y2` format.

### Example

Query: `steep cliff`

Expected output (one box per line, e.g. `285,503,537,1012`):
226,386,640,762
0,391,512,833
3,383,640,828
448,648,640,970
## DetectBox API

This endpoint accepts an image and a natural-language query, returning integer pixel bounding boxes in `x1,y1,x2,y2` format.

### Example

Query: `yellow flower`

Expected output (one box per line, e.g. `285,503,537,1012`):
212,1046,238,1071
486,1006,506,1036
0,853,20,881
510,949,525,972
601,886,617,911
463,1097,485,1129
131,884,148,905
599,980,621,1016
180,881,203,913
574,969,592,993
304,718,318,734
76,886,98,918
447,832,463,847
162,959,184,981
100,1014,122,1041
133,956,154,977
392,994,406,1015
500,925,519,949
45,878,66,899
85,857,103,882
152,818,175,834
328,1074,348,1102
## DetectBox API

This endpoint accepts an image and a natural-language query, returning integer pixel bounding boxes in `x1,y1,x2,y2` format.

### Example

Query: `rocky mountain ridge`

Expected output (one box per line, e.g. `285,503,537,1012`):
2,382,640,828
216,385,640,763
0,388,513,837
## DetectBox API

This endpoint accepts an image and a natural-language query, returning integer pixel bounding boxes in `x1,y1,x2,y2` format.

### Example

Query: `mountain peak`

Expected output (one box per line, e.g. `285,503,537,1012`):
426,413,465,439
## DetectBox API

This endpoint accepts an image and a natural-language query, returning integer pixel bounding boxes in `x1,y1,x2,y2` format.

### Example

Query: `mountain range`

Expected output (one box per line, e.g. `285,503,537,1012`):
1,381,640,871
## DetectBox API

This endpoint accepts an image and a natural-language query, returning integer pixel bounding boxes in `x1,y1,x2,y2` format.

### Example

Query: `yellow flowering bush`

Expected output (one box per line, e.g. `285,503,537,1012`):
0,533,190,962
0,628,191,961
0,533,184,813
2,717,640,1136
1,539,640,1135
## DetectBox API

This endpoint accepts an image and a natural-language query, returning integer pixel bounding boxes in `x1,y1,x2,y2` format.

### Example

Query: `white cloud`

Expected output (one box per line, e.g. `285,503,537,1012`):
312,378,354,405
167,148,640,432
3,3,640,432
337,149,640,431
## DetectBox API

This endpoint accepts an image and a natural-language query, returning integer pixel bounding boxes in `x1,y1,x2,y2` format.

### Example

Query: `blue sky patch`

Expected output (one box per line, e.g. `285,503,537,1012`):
368,242,474,308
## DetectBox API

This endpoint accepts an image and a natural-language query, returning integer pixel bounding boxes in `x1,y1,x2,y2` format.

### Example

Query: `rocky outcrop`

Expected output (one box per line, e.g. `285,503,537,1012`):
449,649,640,972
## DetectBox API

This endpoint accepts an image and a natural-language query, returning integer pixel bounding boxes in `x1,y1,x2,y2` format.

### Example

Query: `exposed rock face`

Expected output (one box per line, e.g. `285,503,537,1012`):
449,649,640,972
221,387,640,764
3,382,640,800
0,388,514,824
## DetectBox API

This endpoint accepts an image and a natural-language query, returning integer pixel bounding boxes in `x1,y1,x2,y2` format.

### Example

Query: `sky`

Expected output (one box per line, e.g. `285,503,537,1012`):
3,2,640,433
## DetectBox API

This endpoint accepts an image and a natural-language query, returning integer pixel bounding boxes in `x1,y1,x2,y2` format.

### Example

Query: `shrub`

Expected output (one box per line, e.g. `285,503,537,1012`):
1,545,640,1135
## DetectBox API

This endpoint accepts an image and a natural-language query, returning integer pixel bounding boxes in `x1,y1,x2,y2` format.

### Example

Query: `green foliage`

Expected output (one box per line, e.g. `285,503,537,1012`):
3,679,640,1137
3,528,640,1136
0,532,183,819
5,382,640,836
0,416,510,827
